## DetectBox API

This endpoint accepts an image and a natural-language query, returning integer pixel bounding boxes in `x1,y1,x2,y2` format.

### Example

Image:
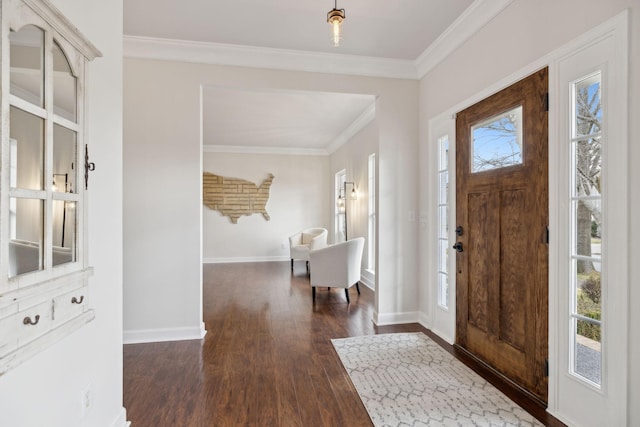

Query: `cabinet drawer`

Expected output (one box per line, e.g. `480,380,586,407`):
53,286,88,326
0,301,52,356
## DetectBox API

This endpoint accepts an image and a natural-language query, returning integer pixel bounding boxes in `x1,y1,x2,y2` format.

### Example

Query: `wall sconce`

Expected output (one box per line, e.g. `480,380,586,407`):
348,184,357,200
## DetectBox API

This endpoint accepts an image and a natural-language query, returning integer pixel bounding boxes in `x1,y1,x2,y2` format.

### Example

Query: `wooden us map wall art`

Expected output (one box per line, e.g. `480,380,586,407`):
203,172,274,224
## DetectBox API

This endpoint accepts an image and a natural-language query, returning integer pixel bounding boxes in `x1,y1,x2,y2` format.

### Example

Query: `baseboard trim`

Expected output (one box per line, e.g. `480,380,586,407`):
123,322,207,344
545,408,575,427
109,407,131,427
360,270,375,290
373,311,420,326
418,311,455,345
418,311,431,329
203,256,289,264
429,326,455,345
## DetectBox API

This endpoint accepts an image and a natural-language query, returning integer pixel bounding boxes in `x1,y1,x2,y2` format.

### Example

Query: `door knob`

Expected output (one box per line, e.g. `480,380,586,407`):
452,242,464,252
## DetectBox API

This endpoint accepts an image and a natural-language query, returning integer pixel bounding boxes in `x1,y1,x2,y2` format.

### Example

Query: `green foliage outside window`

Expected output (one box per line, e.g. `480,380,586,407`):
577,272,602,342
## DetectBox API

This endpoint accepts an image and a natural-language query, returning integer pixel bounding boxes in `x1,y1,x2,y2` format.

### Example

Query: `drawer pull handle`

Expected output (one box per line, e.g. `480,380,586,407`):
23,315,40,326
71,296,84,304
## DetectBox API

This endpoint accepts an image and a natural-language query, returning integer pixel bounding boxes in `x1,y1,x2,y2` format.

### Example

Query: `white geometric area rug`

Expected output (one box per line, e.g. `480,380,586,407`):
331,333,543,427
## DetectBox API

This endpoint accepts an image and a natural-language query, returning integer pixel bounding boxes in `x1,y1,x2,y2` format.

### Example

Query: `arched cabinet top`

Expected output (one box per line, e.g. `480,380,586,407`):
6,0,102,61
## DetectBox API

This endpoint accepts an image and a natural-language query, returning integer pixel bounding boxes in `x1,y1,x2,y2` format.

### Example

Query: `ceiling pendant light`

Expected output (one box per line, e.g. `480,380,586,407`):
327,0,345,47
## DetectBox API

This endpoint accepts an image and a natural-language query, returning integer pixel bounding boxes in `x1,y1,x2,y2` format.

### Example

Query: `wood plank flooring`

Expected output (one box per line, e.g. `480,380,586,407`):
123,262,565,426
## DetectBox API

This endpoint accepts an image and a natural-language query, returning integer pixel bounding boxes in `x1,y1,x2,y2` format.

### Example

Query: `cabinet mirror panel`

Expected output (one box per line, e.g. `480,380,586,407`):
9,198,44,277
52,200,76,266
53,41,77,122
53,124,77,193
9,106,44,190
9,25,44,107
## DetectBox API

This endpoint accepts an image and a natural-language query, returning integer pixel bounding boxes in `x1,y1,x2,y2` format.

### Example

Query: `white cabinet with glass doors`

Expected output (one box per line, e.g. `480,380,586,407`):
0,0,100,374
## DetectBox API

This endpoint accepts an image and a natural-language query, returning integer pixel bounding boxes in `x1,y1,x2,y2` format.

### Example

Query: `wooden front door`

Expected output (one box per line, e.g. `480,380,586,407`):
455,68,549,402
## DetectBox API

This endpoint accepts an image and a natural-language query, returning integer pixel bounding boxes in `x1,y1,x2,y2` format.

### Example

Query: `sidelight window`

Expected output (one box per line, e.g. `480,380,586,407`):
367,154,376,272
335,170,346,243
569,71,603,387
437,135,449,308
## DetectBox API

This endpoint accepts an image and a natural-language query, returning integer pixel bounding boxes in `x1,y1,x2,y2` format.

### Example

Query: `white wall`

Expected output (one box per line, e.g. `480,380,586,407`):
202,152,330,262
418,0,639,425
0,1,125,426
123,58,419,338
329,119,378,286
376,93,420,324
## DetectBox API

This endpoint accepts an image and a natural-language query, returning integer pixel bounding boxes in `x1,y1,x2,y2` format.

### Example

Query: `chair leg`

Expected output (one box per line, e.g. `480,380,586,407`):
306,260,309,273
345,288,350,303
291,259,293,271
356,282,361,295
312,287,316,301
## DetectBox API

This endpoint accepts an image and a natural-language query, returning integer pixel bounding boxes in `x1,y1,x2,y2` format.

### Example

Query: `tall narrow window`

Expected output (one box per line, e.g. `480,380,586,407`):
335,170,346,243
367,154,376,272
570,71,602,386
437,135,449,308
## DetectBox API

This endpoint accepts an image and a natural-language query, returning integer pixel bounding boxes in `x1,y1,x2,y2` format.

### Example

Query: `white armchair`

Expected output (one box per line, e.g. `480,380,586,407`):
309,237,365,303
289,228,328,272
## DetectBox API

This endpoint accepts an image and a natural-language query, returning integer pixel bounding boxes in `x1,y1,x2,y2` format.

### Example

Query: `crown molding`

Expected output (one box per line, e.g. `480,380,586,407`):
203,144,329,156
123,0,513,81
124,36,417,80
327,102,376,154
415,0,514,79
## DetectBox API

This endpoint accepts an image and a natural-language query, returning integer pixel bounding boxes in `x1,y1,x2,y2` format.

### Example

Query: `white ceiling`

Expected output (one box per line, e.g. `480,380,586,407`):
123,0,484,154
203,87,375,154
124,0,474,60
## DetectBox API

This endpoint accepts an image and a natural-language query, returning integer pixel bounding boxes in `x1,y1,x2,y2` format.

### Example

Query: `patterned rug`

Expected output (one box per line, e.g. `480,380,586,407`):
331,333,543,427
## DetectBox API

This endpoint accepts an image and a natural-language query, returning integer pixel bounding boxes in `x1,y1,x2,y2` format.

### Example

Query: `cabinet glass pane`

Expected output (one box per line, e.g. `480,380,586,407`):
53,41,77,122
52,200,76,266
573,200,601,259
9,198,44,277
10,106,44,190
574,318,601,385
9,25,44,107
471,106,523,172
53,124,77,193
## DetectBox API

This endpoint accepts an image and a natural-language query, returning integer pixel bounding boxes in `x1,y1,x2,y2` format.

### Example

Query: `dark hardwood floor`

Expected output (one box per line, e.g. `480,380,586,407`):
123,262,565,426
